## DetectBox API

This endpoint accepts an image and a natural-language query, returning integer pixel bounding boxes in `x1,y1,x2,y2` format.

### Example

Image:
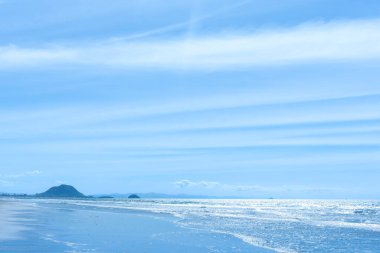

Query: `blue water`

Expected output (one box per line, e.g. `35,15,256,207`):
2,199,380,252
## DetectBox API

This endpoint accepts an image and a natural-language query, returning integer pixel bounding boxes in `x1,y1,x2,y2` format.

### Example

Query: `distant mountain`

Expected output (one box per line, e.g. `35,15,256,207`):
37,184,86,198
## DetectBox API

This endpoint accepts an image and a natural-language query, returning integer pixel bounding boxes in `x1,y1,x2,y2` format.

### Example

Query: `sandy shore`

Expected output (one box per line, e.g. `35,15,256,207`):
0,199,35,241
0,198,273,253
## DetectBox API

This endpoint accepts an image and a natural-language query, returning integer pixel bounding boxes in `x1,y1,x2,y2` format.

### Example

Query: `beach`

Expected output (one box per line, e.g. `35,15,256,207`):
1,198,380,252
0,198,273,253
0,200,35,242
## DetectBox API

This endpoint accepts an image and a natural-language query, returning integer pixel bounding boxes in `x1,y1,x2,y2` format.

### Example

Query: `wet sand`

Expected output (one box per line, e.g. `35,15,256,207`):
0,200,35,242
0,198,273,253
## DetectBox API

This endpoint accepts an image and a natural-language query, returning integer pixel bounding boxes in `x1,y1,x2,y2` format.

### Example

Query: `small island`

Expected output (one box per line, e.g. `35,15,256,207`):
36,184,86,198
128,194,140,199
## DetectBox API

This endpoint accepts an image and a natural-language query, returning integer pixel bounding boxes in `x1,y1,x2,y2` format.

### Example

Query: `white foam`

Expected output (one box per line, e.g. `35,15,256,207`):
318,220,380,231
42,234,86,248
211,230,297,253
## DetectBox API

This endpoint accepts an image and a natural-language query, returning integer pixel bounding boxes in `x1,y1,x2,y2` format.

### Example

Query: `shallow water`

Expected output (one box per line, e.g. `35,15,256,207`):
1,198,380,252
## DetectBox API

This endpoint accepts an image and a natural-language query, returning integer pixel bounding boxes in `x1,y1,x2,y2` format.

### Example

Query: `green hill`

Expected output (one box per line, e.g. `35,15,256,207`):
37,184,86,198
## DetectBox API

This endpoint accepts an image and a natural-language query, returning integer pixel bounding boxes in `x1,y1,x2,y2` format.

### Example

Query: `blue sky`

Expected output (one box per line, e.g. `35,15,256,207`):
0,0,380,198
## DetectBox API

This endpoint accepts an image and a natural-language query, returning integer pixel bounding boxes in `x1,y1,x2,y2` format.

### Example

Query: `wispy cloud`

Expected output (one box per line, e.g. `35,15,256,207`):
174,179,220,188
174,179,281,192
0,179,13,187
0,170,41,179
1,94,380,141
173,179,344,195
110,0,252,42
0,170,41,187
1,19,380,69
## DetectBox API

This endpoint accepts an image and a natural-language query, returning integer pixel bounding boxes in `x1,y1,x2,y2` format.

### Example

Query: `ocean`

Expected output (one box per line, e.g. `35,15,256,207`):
1,198,379,252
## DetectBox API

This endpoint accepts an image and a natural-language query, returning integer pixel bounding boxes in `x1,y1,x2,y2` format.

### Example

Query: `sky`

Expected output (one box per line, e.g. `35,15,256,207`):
0,0,380,198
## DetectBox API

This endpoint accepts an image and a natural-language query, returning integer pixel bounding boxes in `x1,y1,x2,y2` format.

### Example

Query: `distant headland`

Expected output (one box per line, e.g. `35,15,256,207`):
36,185,142,199
36,184,86,198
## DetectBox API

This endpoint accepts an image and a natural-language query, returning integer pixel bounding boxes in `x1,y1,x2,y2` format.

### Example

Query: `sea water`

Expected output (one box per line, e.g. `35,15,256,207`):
1,199,379,252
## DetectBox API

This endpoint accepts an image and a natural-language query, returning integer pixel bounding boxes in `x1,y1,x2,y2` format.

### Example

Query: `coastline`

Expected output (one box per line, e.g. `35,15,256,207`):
0,198,274,253
0,200,35,242
2,198,379,252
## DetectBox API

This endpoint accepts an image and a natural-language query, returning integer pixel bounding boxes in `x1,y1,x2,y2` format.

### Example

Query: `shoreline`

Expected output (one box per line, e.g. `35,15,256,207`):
3,198,379,252
0,200,35,242
0,198,274,253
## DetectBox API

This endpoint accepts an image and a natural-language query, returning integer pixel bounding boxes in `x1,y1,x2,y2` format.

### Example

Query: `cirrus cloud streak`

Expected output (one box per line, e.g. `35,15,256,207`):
1,19,380,69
